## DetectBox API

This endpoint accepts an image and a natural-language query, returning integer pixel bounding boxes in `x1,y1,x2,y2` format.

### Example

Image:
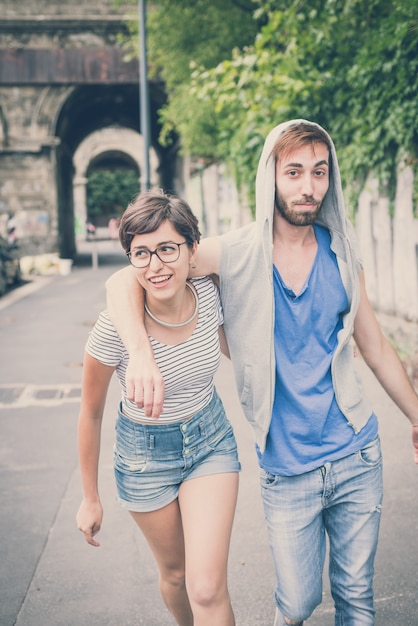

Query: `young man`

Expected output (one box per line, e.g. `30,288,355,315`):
106,120,418,625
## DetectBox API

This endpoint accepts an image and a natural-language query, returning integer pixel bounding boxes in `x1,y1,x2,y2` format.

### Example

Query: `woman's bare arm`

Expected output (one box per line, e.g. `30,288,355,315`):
76,353,114,546
106,266,164,417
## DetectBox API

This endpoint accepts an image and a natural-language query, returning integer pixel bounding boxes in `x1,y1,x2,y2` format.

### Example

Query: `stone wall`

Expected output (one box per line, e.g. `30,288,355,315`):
1,0,132,18
0,84,68,253
0,1,173,258
357,167,418,322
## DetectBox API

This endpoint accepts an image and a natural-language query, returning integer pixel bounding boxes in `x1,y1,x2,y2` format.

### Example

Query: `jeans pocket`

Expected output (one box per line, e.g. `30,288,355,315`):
358,435,382,466
260,467,279,487
114,416,147,471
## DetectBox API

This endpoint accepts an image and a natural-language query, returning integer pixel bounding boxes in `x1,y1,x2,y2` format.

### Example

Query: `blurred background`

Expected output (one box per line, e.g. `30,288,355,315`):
0,3,417,624
0,0,417,323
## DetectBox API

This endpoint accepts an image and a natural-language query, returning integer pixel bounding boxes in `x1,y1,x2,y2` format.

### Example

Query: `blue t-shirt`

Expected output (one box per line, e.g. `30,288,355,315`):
258,225,378,476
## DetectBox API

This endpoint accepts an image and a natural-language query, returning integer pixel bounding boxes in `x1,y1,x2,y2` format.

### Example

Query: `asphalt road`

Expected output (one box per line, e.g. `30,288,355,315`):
0,241,417,625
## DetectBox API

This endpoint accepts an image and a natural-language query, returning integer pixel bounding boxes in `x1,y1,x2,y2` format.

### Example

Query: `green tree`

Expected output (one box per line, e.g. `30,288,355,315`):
86,169,139,222
146,0,258,90
119,0,259,155
183,0,418,209
121,0,418,210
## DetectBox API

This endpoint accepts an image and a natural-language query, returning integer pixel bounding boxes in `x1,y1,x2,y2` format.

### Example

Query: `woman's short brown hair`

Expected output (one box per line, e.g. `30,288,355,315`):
119,189,201,253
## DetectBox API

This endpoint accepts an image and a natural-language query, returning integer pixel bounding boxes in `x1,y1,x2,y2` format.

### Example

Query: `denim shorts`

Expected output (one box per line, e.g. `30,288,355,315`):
114,389,240,512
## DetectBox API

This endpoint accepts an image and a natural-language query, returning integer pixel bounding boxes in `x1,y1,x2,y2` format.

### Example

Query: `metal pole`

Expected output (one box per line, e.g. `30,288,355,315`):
138,0,151,190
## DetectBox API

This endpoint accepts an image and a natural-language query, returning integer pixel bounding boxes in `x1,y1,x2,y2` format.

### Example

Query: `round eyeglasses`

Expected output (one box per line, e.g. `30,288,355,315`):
127,241,188,268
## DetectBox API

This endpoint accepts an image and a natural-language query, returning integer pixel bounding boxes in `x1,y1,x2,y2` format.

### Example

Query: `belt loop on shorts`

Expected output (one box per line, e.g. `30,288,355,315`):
149,434,155,449
199,420,206,438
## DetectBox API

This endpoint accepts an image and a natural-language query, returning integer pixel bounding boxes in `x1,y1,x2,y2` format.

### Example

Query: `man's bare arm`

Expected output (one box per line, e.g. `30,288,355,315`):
105,237,222,417
353,271,418,463
105,266,165,417
192,236,222,277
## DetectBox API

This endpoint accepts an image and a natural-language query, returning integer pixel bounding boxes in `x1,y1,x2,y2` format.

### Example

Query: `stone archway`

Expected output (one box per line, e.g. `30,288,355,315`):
0,2,181,259
54,83,177,259
73,127,158,242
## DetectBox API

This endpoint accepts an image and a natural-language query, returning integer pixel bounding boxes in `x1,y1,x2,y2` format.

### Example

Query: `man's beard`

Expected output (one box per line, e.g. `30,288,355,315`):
275,190,321,226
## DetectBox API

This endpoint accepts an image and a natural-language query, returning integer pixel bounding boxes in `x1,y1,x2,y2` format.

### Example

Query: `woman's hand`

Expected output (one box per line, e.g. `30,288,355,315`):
76,498,103,547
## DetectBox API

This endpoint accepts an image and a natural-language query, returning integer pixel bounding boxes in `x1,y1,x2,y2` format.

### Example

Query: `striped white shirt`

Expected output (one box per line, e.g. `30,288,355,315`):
85,277,223,423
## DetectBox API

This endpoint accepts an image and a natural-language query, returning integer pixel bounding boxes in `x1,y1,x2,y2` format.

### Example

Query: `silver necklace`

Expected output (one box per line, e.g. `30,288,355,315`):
145,282,199,328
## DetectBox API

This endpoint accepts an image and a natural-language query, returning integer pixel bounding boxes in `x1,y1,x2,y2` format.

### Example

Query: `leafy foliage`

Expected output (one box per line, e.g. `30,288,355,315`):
121,0,418,212
118,0,259,155
86,170,139,222
146,0,258,90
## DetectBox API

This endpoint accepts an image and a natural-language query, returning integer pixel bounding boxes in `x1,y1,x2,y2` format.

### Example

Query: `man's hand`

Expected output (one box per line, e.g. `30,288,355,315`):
126,354,165,418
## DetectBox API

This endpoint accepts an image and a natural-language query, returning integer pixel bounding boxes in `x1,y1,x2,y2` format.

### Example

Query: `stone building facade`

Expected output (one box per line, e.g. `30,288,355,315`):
0,0,178,258
0,1,416,322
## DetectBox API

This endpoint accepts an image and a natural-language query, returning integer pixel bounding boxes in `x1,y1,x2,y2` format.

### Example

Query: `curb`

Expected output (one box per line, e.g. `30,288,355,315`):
0,275,54,312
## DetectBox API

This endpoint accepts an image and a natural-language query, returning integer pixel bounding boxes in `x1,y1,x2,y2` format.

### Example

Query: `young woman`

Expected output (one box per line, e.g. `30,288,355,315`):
76,190,240,626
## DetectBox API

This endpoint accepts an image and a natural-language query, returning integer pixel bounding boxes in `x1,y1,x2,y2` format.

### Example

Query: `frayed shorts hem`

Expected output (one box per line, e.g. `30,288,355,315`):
117,466,240,513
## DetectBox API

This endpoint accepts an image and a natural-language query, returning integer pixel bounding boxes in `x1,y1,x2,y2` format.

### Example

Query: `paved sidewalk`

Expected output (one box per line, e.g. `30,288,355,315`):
0,245,417,625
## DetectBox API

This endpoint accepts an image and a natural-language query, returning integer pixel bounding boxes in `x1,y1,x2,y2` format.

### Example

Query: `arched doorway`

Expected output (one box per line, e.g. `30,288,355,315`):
54,84,180,259
73,127,158,242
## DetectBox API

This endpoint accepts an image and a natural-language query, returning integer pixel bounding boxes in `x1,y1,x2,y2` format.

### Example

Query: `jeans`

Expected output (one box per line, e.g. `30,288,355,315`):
260,436,383,625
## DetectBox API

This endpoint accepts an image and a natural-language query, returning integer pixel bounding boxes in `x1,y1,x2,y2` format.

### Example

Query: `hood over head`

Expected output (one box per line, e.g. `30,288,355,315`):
255,119,347,238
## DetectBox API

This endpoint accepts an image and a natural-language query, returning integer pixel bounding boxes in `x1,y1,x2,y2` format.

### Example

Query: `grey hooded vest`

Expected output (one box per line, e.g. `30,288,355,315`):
218,119,373,452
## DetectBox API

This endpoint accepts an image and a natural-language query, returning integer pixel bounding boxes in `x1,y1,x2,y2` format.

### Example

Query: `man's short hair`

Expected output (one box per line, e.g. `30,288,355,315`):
271,122,332,163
